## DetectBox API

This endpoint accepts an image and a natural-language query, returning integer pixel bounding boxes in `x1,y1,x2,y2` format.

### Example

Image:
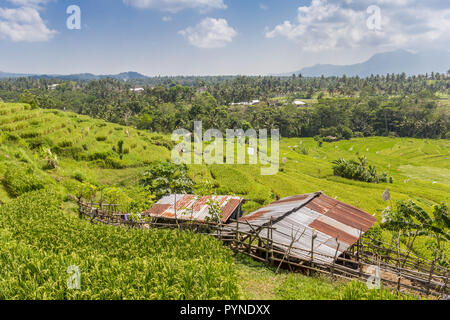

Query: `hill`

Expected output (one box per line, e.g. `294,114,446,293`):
285,50,450,77
0,102,448,299
0,71,148,81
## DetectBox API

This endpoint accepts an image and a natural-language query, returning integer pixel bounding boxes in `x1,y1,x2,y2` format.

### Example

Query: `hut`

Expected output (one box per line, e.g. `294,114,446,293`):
144,194,244,224
235,192,377,266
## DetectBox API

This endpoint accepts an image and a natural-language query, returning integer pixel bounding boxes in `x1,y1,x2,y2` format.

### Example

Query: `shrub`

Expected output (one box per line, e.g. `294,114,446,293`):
52,146,84,160
73,171,85,182
27,136,54,150
332,156,392,183
319,125,353,141
140,161,194,199
58,140,73,148
3,163,48,197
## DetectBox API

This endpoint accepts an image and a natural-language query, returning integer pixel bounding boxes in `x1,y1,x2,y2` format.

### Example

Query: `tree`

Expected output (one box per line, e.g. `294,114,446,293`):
140,162,194,200
382,201,449,266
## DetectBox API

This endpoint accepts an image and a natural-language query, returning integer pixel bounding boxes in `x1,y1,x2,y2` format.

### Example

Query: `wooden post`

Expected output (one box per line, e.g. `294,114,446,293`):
235,218,239,250
265,225,270,264
270,217,274,266
357,230,363,278
427,253,437,296
310,230,317,276
331,237,340,279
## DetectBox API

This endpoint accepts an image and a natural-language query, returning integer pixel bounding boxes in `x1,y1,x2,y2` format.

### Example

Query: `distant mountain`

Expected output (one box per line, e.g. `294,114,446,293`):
0,71,30,79
284,50,450,77
0,71,148,81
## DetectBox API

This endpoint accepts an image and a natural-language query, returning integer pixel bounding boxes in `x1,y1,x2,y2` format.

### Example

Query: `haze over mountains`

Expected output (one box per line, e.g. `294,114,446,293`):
1,50,449,80
0,71,148,81
286,50,450,77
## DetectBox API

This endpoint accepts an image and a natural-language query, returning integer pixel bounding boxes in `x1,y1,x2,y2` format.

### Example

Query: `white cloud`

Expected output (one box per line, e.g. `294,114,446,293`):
259,4,268,11
123,0,226,13
7,0,51,8
162,16,172,22
265,0,450,51
179,17,236,48
0,6,56,42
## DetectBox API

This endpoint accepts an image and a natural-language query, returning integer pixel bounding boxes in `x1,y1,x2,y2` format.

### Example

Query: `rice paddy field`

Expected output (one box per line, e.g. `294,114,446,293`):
0,102,448,300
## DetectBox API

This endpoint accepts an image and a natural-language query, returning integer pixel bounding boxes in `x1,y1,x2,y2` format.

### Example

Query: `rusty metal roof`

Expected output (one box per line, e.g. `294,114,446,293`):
236,192,377,265
144,194,244,223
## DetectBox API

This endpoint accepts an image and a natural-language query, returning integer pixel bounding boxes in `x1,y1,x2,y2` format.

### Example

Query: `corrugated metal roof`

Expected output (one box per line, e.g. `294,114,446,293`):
144,194,244,223
235,192,377,266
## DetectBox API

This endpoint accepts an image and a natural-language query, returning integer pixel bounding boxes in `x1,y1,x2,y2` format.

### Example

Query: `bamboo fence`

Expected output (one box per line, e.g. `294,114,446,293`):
75,198,449,298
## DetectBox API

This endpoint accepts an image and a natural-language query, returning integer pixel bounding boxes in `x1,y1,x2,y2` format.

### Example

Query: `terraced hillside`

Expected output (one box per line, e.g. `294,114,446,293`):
0,102,447,299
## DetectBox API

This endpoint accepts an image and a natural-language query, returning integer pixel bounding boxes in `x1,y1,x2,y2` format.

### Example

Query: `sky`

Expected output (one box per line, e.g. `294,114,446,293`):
0,0,449,76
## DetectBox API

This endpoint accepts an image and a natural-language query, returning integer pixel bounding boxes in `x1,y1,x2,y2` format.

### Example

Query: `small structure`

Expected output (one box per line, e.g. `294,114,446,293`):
236,192,377,265
293,100,306,106
144,194,244,223
230,99,260,106
130,87,144,93
48,84,59,90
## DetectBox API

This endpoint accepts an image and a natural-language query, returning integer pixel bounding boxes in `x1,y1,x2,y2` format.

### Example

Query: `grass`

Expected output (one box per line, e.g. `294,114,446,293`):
0,189,239,299
0,102,448,299
234,254,419,300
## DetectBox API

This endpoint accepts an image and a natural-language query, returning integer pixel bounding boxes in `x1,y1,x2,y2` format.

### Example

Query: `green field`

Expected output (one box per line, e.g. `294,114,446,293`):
0,102,447,299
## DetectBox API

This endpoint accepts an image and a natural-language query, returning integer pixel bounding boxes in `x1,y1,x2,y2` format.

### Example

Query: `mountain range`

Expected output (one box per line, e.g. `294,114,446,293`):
286,50,450,77
0,71,148,81
1,50,450,79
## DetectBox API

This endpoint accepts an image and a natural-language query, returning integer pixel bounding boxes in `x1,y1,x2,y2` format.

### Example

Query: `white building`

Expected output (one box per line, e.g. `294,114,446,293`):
293,100,306,106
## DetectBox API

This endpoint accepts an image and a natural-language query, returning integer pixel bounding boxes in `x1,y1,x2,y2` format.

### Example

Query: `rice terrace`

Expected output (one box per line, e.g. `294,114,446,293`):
0,0,449,309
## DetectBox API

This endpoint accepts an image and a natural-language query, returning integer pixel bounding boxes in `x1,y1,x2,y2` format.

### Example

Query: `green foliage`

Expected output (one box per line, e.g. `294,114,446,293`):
382,200,449,266
140,162,194,199
0,189,239,299
40,147,59,170
2,163,49,197
339,281,417,300
205,199,223,223
319,125,353,141
332,156,392,183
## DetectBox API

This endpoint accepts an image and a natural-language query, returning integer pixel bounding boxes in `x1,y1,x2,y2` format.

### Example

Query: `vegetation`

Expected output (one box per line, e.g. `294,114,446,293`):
1,74,448,140
0,188,239,299
382,201,449,267
332,156,393,183
140,162,194,200
0,95,448,300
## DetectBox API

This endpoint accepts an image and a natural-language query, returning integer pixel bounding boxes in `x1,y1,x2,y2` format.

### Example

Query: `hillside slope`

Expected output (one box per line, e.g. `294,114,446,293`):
0,102,447,299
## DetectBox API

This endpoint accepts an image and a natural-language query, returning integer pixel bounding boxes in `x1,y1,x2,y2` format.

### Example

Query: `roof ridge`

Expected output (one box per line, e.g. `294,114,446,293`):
270,192,322,225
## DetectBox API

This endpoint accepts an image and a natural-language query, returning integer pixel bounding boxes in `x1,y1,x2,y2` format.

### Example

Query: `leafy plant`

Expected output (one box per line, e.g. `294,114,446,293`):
140,161,194,199
382,201,449,266
332,156,392,183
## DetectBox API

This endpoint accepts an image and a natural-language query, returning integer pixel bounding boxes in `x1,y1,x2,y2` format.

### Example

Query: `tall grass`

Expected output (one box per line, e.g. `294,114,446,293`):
0,188,239,300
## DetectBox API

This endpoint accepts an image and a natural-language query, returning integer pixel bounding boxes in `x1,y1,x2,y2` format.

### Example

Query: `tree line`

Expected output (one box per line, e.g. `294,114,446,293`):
0,73,448,139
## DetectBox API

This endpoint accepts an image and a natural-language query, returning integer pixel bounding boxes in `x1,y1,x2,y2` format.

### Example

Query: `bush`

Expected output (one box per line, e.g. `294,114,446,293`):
319,125,353,141
73,171,85,182
58,140,73,148
3,163,48,197
27,136,54,150
93,157,126,169
96,136,107,142
332,156,392,184
52,146,84,160
140,161,194,199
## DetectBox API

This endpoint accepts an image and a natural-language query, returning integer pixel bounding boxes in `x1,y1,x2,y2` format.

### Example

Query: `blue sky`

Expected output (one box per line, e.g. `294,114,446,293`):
0,0,449,75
